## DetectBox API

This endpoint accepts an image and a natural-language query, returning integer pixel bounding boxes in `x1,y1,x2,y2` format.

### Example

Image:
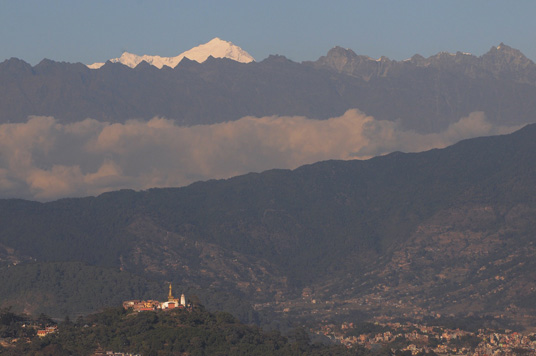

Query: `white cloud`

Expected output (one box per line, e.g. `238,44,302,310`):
0,110,524,201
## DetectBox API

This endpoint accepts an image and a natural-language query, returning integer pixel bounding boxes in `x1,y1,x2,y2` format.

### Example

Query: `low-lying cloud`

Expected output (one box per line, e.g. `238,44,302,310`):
0,110,523,201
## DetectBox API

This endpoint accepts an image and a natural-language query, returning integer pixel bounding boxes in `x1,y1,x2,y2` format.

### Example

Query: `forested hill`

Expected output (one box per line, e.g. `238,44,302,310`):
0,307,355,356
0,124,536,322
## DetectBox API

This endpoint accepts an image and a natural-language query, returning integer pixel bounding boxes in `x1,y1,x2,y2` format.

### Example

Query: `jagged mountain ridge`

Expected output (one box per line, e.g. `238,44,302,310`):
308,43,536,84
1,43,536,133
88,37,255,69
0,124,535,325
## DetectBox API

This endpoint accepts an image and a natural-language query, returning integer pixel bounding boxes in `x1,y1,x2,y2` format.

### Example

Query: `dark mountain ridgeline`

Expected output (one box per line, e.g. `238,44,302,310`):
0,55,352,126
1,44,536,132
0,125,535,324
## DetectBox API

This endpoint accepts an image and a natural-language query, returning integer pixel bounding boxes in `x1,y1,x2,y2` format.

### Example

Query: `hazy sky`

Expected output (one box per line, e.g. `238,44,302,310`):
1,0,535,65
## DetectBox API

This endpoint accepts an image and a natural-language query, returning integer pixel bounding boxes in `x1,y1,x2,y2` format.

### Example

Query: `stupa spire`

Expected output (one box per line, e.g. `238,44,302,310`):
168,283,174,301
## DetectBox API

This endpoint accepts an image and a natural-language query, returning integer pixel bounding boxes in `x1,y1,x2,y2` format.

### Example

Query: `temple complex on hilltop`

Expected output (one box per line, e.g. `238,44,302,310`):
122,283,190,312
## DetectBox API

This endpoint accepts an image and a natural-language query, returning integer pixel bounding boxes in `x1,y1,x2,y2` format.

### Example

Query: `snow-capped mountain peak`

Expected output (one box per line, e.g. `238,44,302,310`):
88,38,255,69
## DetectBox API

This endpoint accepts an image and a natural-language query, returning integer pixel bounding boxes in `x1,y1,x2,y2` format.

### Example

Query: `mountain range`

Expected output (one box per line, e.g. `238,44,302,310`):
87,37,255,69
1,39,536,332
1,123,535,329
1,42,535,133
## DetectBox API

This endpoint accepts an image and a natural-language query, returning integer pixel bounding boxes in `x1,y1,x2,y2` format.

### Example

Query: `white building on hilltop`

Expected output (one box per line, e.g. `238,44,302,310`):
123,283,189,312
160,283,187,310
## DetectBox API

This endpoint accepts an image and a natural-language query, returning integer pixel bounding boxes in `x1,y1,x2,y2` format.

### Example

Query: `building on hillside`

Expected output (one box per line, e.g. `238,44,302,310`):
92,347,141,356
122,299,161,312
161,283,187,310
37,326,57,337
123,283,189,312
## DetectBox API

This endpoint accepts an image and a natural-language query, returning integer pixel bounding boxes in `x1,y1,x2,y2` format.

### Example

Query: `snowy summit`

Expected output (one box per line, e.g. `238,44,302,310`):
88,38,255,69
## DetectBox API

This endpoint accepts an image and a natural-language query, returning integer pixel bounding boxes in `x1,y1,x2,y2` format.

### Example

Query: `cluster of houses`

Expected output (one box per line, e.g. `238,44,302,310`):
93,349,140,356
37,325,58,338
315,321,536,355
122,284,189,312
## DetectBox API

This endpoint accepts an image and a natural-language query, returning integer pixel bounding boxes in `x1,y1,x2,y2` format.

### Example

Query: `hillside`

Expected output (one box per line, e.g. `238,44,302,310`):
0,262,162,317
0,307,354,356
0,125,535,328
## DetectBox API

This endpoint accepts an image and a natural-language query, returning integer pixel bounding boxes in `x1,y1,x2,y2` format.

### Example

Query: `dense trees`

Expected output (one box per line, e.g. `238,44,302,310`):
0,307,359,356
0,262,162,318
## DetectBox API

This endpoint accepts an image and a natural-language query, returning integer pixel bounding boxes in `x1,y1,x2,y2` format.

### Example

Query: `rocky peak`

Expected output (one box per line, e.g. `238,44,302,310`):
483,43,534,67
34,58,64,73
325,46,358,59
408,54,426,65
0,58,34,76
310,46,394,80
478,43,536,84
313,46,358,72
261,54,293,64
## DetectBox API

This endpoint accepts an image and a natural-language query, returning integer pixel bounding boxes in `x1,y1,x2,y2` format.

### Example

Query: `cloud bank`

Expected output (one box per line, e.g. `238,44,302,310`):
0,110,522,201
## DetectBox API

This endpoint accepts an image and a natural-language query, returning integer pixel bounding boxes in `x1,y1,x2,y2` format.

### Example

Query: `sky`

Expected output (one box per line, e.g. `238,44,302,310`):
1,0,535,65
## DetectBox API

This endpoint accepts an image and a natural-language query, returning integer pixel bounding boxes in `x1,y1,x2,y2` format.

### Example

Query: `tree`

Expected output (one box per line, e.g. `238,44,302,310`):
37,313,55,328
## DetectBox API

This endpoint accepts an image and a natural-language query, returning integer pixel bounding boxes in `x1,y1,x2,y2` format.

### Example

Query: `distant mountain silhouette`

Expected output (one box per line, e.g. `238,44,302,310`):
1,44,536,132
309,43,536,84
